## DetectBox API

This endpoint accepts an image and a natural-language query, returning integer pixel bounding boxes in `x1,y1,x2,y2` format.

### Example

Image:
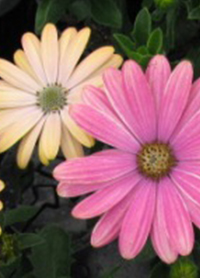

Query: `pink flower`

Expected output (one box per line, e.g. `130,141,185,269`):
54,55,200,264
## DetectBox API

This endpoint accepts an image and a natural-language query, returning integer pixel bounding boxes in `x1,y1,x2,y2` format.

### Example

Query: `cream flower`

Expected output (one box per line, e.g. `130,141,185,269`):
0,23,123,168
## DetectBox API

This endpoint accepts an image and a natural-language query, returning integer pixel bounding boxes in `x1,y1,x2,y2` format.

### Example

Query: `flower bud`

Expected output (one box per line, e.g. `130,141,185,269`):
169,257,198,278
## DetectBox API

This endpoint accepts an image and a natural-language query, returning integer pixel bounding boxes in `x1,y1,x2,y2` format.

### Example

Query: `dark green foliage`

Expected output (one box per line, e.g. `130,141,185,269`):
35,0,71,34
29,226,72,278
90,0,122,29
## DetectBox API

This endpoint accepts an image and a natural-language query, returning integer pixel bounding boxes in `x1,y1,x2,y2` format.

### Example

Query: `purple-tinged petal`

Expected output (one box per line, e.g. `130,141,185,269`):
72,172,141,219
146,55,171,115
159,177,194,256
119,179,156,259
122,60,157,143
54,149,136,183
158,61,193,142
70,104,140,153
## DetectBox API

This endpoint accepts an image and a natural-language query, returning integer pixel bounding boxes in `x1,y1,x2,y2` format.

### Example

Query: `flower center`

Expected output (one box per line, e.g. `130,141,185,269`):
37,85,66,113
137,142,177,180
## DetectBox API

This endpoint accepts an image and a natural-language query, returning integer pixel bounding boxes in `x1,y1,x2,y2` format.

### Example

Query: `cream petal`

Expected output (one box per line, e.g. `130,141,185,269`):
17,116,46,169
14,49,41,83
60,27,91,87
0,106,39,130
22,33,47,85
61,124,84,159
38,136,49,166
0,90,35,108
67,46,115,89
39,112,61,160
41,24,58,84
57,27,77,85
67,75,103,104
92,54,123,77
67,54,122,104
0,59,41,93
0,107,43,152
61,107,94,147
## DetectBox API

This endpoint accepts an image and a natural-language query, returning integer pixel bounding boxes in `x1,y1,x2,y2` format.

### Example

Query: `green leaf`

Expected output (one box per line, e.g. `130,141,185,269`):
140,55,153,68
137,46,149,55
3,206,40,228
17,233,44,250
131,8,152,45
147,28,163,54
0,0,22,17
128,51,143,63
188,5,200,20
154,0,177,9
169,257,198,278
150,262,170,278
29,226,72,278
69,0,91,21
35,0,71,34
142,0,154,8
113,33,135,56
166,7,177,50
91,0,122,29
0,256,21,277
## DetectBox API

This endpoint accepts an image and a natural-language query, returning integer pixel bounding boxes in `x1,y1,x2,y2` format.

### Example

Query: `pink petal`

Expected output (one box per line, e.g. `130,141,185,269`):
70,104,140,153
151,181,178,264
158,177,194,256
170,78,200,137
171,162,200,207
185,199,200,229
103,68,142,143
54,149,136,183
119,179,156,259
146,55,171,115
171,109,200,160
82,85,118,120
91,186,136,247
57,174,127,197
158,61,193,142
72,172,141,219
122,60,156,143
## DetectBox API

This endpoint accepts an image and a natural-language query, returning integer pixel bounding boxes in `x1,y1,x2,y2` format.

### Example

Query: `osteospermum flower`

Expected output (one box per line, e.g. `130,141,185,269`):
0,23,122,168
54,55,200,264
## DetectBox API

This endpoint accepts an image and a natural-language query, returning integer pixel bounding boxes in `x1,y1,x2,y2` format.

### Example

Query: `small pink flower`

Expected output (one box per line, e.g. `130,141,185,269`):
54,55,200,264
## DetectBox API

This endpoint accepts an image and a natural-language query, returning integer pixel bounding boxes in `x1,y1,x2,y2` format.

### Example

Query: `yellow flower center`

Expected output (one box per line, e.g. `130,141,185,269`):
37,85,66,113
137,143,177,180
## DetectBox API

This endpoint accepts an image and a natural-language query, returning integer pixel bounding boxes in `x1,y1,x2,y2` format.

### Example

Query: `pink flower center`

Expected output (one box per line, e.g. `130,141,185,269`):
137,143,177,180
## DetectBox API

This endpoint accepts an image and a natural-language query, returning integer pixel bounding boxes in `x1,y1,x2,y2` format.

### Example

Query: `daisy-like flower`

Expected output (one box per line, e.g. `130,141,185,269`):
54,55,200,264
0,23,122,168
